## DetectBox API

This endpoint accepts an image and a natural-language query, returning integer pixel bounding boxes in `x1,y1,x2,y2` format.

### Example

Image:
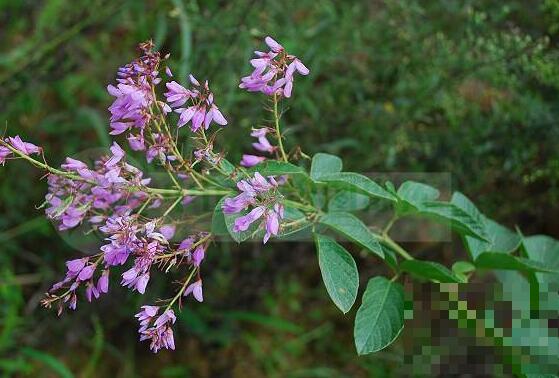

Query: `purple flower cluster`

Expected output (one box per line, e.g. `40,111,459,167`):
107,42,160,142
164,74,227,131
48,257,109,312
240,127,276,167
223,172,285,243
10,36,312,354
0,135,42,165
136,306,176,352
45,142,151,231
240,36,309,98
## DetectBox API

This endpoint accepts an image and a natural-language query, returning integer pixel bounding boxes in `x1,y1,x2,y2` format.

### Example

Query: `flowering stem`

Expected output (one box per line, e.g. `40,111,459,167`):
165,267,197,311
0,140,95,183
273,93,288,162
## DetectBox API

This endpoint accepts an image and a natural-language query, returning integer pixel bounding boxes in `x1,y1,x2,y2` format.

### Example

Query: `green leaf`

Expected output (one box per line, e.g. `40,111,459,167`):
22,348,74,378
452,192,520,258
400,260,465,283
219,158,236,176
396,181,439,211
315,233,359,313
317,172,396,202
475,252,559,274
328,191,370,212
522,235,559,285
464,218,520,259
452,261,476,275
310,153,342,180
354,277,404,355
248,161,307,177
319,212,384,259
211,197,229,236
417,202,488,240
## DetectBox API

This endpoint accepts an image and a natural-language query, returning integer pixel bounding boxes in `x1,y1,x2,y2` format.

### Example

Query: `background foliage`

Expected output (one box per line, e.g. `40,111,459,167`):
1,0,559,376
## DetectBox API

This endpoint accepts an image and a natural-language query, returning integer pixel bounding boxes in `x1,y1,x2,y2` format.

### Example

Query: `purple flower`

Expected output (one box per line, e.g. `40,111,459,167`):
240,36,309,98
241,154,266,167
85,282,100,302
167,75,227,131
191,245,206,267
0,146,12,165
78,264,95,281
164,81,194,108
7,136,41,155
183,279,203,302
61,157,88,171
105,142,125,168
233,206,265,232
138,309,176,353
265,36,284,53
178,237,194,251
159,225,176,240
252,135,275,153
127,134,146,151
97,270,109,293
122,267,150,294
263,204,284,244
223,192,256,214
66,258,88,274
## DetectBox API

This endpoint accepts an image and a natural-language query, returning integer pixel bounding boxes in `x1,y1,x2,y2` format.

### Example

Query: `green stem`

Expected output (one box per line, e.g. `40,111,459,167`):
273,93,288,162
165,267,197,311
282,199,316,212
161,196,183,218
379,234,414,261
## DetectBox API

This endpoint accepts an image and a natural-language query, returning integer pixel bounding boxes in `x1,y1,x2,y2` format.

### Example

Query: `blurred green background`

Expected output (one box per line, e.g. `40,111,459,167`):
1,0,559,376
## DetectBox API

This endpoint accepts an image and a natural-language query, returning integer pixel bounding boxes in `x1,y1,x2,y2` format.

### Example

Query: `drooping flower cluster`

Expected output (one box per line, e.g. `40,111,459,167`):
164,74,228,131
44,142,152,231
136,306,176,352
240,36,309,98
223,172,285,243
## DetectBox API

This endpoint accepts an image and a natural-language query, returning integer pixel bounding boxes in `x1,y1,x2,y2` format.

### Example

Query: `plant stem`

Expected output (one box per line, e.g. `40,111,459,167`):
162,196,183,218
282,199,316,212
379,234,414,261
273,93,288,162
165,267,197,311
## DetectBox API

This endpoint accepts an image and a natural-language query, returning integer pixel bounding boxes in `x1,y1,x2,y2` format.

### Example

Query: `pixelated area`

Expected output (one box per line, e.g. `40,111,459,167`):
400,279,559,376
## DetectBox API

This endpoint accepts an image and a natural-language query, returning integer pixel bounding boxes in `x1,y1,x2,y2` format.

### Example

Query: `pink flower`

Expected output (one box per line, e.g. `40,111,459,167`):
7,136,41,155
241,154,266,167
183,279,203,302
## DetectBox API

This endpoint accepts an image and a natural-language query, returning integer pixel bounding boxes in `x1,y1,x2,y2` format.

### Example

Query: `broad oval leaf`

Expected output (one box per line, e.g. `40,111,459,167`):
521,235,559,285
315,233,359,313
310,153,342,180
416,202,488,241
354,277,404,355
319,212,384,259
328,191,370,212
211,197,229,236
452,192,520,258
475,252,559,274
318,172,396,202
400,260,465,283
396,181,439,212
